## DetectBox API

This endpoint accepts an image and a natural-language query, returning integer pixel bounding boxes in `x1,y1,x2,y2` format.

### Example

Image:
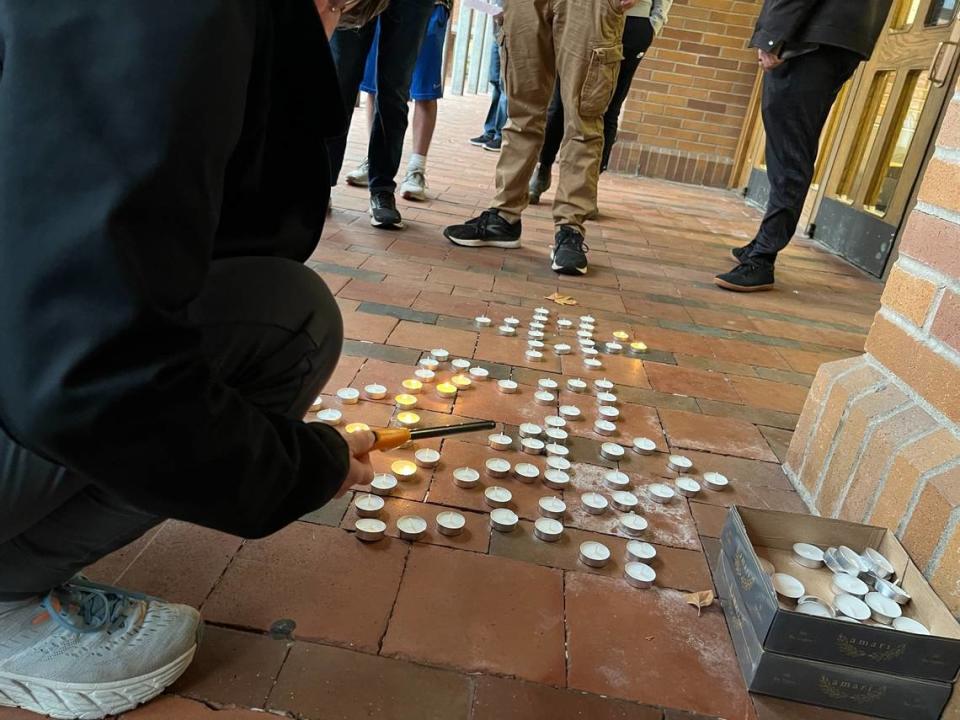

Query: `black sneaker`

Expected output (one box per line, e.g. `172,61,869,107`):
715,259,775,292
529,164,552,205
483,137,502,153
369,191,403,229
444,210,522,249
551,226,589,276
732,240,755,262
470,132,493,147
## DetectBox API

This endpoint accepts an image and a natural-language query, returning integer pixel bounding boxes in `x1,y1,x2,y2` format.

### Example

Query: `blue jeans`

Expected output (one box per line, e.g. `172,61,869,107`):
327,0,434,193
482,36,508,140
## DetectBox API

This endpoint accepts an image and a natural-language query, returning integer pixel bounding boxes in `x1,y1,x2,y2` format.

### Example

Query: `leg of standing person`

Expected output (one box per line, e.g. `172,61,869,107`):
472,34,504,146
715,45,861,292
443,0,556,249
529,81,563,205
366,0,434,229
550,0,625,275
344,24,381,189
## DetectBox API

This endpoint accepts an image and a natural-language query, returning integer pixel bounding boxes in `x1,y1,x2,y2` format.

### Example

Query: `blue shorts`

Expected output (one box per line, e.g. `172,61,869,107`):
360,4,449,101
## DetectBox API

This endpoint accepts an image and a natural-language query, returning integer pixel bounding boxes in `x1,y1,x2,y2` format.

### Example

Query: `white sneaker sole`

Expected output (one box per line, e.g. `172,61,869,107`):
369,212,404,230
0,644,197,720
401,188,427,202
444,234,521,249
345,176,369,188
550,251,587,275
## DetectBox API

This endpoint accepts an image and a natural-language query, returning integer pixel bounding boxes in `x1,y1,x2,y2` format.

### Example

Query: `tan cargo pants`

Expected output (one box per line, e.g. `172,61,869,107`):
492,0,625,235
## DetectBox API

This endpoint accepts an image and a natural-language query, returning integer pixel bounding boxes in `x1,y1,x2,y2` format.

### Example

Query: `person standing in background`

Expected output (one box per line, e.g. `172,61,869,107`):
345,0,453,201
470,6,508,153
327,0,435,229
714,0,893,292
529,0,671,209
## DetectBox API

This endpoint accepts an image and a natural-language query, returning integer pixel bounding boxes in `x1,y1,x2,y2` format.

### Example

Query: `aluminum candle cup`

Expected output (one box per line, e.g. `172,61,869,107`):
792,543,825,569
539,496,566,519
559,405,582,420
519,423,544,439
534,306,551,316
396,411,421,429
577,329,594,340
594,378,615,392
355,518,387,543
497,379,518,394
545,415,567,429
536,377,558,391
534,517,564,543
371,474,398,495
628,341,648,356
543,469,570,490
485,458,511,479
865,592,902,625
430,349,450,364
703,472,730,491
833,594,871,622
584,358,603,371
337,388,360,405
521,438,546,456
667,455,694,473
414,448,441,469
488,433,513,451
514,463,541,483
823,547,847,575
527,340,546,351
490,508,519,533
469,366,490,382
600,442,625,461
546,456,571,472
545,428,569,444
397,515,428,541
675,477,702,498
554,343,572,355
580,315,596,324
648,483,676,504
364,384,387,400
436,383,458,399
597,392,618,406
580,541,612,568
627,541,657,563
579,339,596,350
832,573,869,598
395,394,418,410
436,511,466,537
620,514,649,536
598,406,620,422
567,378,588,393
401,379,423,395
624,562,656,589
504,317,521,328
474,315,492,328
451,375,472,390
581,492,609,515
772,573,805,601
529,321,546,332
316,409,343,426
526,349,544,362
344,422,370,434
893,617,930,635
557,318,573,330
453,467,480,489
451,358,471,373
612,330,630,342
354,494,385,518
604,470,631,491
632,437,656,455
797,600,834,619
498,325,516,337
612,491,639,512
875,577,912,605
863,548,895,580
838,546,871,577
594,420,617,436
535,390,556,405
419,358,440,371
391,460,418,480
581,347,599,359
604,342,623,355
415,369,436,384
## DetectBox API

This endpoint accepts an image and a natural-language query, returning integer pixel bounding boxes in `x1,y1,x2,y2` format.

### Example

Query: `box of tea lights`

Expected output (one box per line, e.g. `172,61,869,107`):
716,506,960,719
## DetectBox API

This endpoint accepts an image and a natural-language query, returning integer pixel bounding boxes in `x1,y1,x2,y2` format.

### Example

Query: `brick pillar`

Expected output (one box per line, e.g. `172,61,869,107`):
785,81,960,614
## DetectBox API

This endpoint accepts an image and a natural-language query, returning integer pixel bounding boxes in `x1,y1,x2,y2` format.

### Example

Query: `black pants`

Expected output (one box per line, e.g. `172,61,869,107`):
751,45,861,260
326,0,434,193
0,257,343,599
539,16,655,172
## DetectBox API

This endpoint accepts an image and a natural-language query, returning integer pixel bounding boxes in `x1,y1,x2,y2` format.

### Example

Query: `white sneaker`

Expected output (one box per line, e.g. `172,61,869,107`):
0,579,201,719
400,168,427,201
345,159,369,187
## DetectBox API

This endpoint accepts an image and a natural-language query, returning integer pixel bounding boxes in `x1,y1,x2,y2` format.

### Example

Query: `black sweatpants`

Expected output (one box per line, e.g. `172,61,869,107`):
751,45,861,260
0,257,343,599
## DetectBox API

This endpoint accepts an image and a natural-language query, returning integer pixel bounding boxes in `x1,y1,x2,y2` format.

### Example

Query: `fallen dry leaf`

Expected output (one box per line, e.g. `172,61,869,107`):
685,590,715,617
544,292,578,306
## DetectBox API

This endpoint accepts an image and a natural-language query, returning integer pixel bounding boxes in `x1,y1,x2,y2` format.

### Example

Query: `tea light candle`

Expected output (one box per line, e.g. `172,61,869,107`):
579,338,596,349
604,470,631,491
792,543,825,569
490,508,519,532
414,448,441,469
364,384,387,400
594,419,617,436
546,455,571,472
391,460,418,480
521,437,545,455
528,331,546,343
612,491,639,512
554,343,572,355
430,348,450,363
527,339,546,350
534,517,564,543
581,347,600,359
415,368,436,383
355,493,385,518
436,511,466,537
497,325,516,336
419,357,440,371
539,496,566,519
514,463,540,483
625,562,656,589
545,428,568,443
675,476,702,497
344,422,371,434
395,394,418,410
396,411,421,429
772,573,805,601
627,541,657,563
497,379,519,394
316,408,343,426
567,378,588,393
598,406,620,422
401,379,423,395
620,514,648,536
594,378,615,392
535,390,556,405
484,486,513,508
543,469,570,490
893,617,930,635
581,492,609,515
436,382,458,399
628,341,649,356
584,358,603,371
544,415,566,429
832,572,869,598
545,443,569,458
451,374,472,390
648,483,676,504
600,442,625,461
703,472,729,491
559,405,582,420
475,315,492,328
469,366,490,381
337,388,360,405
632,437,656,455
355,518,387,543
834,593,871,622
580,541,612,569
397,515,428,541
667,455,694,473
557,318,573,330
534,306,551,316
488,433,513,451
580,315,596,324
605,342,623,355
485,457,511,478
526,349,544,362
863,548,895,579
371,474,398,495
519,423,543,439
451,358,471,372
529,321,546,331
453,467,480,489
612,330,630,342
504,316,520,328
533,378,556,392
577,329,593,340
597,392,618,406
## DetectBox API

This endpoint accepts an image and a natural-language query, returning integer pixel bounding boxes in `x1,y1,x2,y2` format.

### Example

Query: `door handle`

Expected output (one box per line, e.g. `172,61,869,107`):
930,41,959,88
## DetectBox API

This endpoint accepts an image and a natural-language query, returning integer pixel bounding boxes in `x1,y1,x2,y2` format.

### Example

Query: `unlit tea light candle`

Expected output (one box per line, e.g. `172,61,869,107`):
354,494,384,518
436,511,466,537
703,472,729,491
624,562,656,589
581,492,609,515
600,442,625,461
520,423,543,438
497,379,518,394
554,343,572,355
567,378,588,393
316,409,342,426
633,437,656,455
528,339,545,351
545,415,566,429
453,467,480,489
545,443,569,458
451,358,471,372
521,438,545,455
414,368,436,383
675,476,701,498
627,541,657,562
580,315,596,324
430,348,450,363
469,367,490,381
612,491,639,512
485,458,511,478
559,405,582,420
534,517,564,542
580,541,611,568
490,508,519,532
364,384,387,400
594,378,615,392
504,316,520,327
539,496,566,519
415,448,440,468
419,357,439,371
595,419,617,436
311,396,324,410
648,483,676,504
620,514,648,536
598,406,620,422
391,460,417,480
526,349,544,362
485,486,513,508
397,515,428,541
597,392,618,406
667,454,694,473
584,358,603,370
514,463,540,482
475,315,492,328
605,342,623,355
337,388,360,405
355,518,387,543
546,456,571,472
535,390,556,405
371,474,398,495
604,470,630,491
498,325,516,336
557,318,573,329
488,433,513,451
543,469,570,489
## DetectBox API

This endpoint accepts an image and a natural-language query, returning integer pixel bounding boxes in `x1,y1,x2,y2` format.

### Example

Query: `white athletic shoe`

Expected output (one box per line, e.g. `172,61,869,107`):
400,168,427,201
345,159,370,187
0,579,201,720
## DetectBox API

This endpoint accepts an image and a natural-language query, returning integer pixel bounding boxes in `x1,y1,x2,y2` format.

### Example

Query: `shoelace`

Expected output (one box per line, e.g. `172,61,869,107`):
371,191,396,211
405,169,426,187
464,210,504,239
556,228,589,254
42,579,147,635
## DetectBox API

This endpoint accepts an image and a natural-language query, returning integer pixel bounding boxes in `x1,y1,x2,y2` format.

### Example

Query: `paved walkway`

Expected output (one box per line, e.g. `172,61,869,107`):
2,94,884,720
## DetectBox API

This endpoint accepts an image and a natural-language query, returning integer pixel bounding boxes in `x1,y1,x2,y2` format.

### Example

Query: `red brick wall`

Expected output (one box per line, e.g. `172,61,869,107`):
607,0,763,187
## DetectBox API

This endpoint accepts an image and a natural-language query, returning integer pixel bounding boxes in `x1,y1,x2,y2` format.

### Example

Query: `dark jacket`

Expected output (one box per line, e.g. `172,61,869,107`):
0,1,350,538
751,0,894,60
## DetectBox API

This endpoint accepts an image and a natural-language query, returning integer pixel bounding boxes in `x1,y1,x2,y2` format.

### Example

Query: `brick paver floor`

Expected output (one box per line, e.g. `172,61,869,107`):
2,95,885,720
